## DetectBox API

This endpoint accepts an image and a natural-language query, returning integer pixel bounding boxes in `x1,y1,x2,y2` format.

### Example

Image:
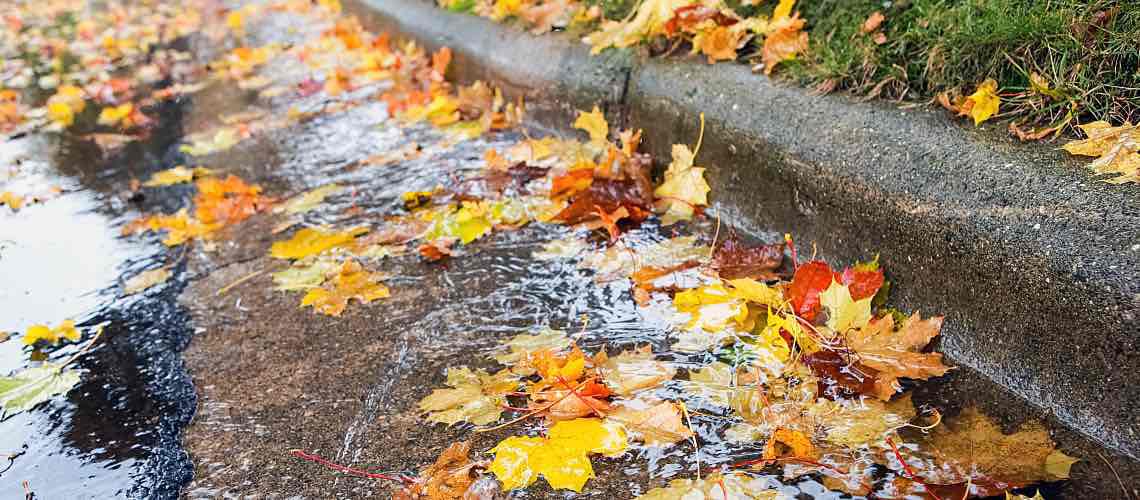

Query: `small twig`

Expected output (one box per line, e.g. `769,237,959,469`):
59,325,105,368
1098,452,1134,500
474,379,592,433
22,480,32,500
216,268,268,296
680,402,701,481
289,449,413,484
707,209,721,260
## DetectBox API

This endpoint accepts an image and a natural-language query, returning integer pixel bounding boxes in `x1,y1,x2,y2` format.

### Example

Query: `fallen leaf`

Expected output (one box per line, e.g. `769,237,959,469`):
846,313,950,399
761,428,816,461
123,268,171,295
396,441,478,499
785,260,833,321
418,366,519,425
180,127,242,156
673,284,749,332
22,320,80,346
270,226,367,260
194,175,270,226
607,399,693,445
0,364,81,419
583,0,690,54
653,144,710,225
635,472,789,499
300,260,390,316
762,13,808,75
272,259,339,290
143,166,212,187
914,407,1079,494
813,394,916,448
1062,121,1140,184
695,26,744,64
494,329,571,370
964,78,1000,126
122,209,219,246
488,418,627,492
0,191,25,211
712,236,785,280
818,279,872,333
97,103,134,127
276,184,343,215
573,106,608,145
597,346,675,396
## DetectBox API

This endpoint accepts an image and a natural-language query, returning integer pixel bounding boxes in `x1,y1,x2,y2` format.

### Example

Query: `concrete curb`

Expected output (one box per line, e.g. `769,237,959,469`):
346,0,1140,458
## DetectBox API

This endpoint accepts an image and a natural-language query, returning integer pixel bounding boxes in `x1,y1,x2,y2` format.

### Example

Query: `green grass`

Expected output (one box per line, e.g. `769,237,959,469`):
783,0,1140,129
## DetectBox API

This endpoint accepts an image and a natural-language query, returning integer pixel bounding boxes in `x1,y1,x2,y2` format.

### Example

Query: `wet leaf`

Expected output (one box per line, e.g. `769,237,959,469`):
97,103,134,127
584,0,690,54
123,268,171,295
915,407,1078,491
493,329,571,370
270,227,367,260
142,166,212,187
122,209,220,246
300,261,390,316
1,191,25,211
635,472,789,499
607,399,693,446
194,175,270,226
761,428,816,461
418,367,519,426
814,394,915,448
673,284,748,332
653,144,709,225
712,236,785,280
397,441,477,499
0,364,81,419
818,279,872,333
846,312,950,399
489,418,627,492
22,320,80,346
275,184,342,215
785,260,833,321
596,346,675,396
271,259,339,290
180,127,241,156
573,106,608,145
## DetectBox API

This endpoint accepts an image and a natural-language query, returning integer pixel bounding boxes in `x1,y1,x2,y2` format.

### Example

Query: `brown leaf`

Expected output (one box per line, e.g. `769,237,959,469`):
396,441,478,499
762,14,808,75
712,235,785,280
554,179,650,224
846,313,951,399
607,399,693,446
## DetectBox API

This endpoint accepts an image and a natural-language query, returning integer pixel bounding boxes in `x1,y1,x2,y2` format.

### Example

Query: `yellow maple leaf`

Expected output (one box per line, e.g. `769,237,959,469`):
123,268,171,295
269,226,367,260
23,320,80,346
726,278,783,307
142,166,212,187
1062,121,1140,184
573,106,608,145
46,85,86,127
965,78,1000,126
300,261,390,316
97,103,134,127
818,279,872,333
489,418,627,492
673,284,749,331
653,144,710,225
773,0,796,20
122,209,219,246
418,366,519,425
276,184,343,215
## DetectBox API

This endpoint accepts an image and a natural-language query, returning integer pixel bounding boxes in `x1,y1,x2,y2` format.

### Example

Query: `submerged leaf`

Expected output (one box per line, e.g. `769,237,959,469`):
597,346,675,396
846,313,950,399
418,367,519,426
123,268,171,295
271,259,339,291
653,144,710,225
636,472,789,499
270,227,367,260
143,166,212,187
300,261,389,316
607,399,693,446
0,364,81,419
277,184,343,215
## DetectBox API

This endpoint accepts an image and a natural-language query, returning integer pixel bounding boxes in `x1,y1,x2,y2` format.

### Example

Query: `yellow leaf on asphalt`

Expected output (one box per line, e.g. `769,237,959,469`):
673,284,748,331
121,209,220,246
23,320,80,346
965,78,1000,126
573,106,608,145
123,268,171,295
270,226,367,260
1062,121,1140,184
300,261,389,316
654,144,710,225
1,191,25,210
418,366,519,425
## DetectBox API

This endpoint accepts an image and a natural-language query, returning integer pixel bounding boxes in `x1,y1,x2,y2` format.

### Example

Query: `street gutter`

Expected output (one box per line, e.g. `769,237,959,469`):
345,0,1140,459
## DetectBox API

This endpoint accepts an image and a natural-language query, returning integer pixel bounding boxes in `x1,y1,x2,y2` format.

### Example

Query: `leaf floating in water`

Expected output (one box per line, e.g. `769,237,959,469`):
0,364,81,420
300,261,390,316
22,320,80,347
417,367,519,426
123,268,171,295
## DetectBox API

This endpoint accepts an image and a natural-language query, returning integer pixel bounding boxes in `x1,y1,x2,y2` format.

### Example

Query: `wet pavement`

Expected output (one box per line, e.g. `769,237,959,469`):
0,1,1138,499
